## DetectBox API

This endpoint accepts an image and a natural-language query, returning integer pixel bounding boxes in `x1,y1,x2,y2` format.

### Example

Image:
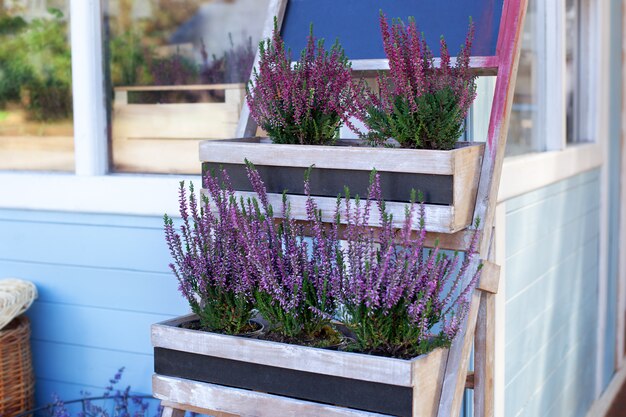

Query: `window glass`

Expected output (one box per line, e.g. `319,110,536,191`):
506,0,538,156
0,0,73,171
103,0,269,174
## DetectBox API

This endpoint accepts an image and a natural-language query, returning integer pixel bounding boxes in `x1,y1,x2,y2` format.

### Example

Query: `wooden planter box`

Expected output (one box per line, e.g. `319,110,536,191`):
112,84,245,174
152,314,449,417
199,138,485,233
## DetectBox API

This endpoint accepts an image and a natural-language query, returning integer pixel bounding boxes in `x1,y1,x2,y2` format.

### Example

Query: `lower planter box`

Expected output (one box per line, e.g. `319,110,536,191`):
152,314,449,417
199,138,484,233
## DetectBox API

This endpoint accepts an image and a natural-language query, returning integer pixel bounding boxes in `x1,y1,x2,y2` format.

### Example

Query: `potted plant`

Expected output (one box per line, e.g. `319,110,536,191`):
199,15,484,233
152,167,482,417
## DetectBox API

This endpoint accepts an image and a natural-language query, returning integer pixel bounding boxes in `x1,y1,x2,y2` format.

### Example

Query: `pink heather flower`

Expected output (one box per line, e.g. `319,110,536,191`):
247,19,368,144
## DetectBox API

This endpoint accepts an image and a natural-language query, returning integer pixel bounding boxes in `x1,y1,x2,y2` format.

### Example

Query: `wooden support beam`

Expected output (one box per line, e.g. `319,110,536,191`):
478,261,501,294
474,291,497,417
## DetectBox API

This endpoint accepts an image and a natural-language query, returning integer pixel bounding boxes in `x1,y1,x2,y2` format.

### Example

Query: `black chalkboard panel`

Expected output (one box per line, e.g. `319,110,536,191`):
281,0,504,59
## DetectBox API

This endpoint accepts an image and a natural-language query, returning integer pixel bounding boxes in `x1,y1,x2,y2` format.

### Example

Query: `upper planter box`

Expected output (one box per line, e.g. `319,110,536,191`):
199,138,484,233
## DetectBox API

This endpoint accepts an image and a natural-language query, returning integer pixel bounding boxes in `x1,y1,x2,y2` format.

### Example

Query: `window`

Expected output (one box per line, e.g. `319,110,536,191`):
505,0,597,156
0,0,73,171
102,0,269,174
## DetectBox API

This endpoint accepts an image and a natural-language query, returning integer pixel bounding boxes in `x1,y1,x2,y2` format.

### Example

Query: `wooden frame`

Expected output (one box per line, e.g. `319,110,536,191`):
152,315,448,417
155,0,528,416
111,84,245,174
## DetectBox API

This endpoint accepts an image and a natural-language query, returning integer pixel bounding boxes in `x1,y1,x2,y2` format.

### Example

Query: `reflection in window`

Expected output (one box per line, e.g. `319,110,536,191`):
104,0,269,174
506,0,537,157
0,1,73,171
566,0,590,143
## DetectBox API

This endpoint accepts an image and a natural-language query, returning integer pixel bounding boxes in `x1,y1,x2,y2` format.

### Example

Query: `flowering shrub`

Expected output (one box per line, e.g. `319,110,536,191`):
246,20,365,145
165,164,341,340
363,14,477,150
338,179,482,357
245,165,343,340
164,178,256,334
165,167,481,357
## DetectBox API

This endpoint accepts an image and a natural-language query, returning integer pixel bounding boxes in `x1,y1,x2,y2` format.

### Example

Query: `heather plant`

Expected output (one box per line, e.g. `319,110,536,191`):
245,164,343,341
247,20,365,145
363,14,477,150
201,36,256,84
164,178,256,334
337,176,482,358
164,165,342,340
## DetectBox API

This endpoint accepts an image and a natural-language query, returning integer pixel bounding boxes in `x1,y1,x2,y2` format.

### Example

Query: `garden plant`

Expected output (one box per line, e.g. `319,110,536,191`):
164,167,482,358
362,14,478,150
246,20,366,145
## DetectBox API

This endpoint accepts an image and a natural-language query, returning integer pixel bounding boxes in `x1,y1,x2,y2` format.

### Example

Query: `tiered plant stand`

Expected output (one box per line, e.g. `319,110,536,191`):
152,0,527,415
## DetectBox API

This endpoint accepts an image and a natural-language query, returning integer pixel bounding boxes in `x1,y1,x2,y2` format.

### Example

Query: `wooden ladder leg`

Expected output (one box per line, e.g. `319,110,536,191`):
473,261,500,417
161,405,186,417
474,291,496,417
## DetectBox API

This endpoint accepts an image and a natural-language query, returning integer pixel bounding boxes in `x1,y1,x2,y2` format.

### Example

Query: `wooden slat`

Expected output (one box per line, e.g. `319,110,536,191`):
0,135,74,171
152,316,415,387
205,190,461,233
412,348,450,417
350,55,500,74
153,375,393,417
296,221,477,251
115,83,244,92
200,139,484,175
474,291,496,417
161,401,239,417
477,261,501,294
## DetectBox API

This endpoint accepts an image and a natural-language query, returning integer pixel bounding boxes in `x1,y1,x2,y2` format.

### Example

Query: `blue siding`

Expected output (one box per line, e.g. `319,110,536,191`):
0,209,189,404
504,170,601,417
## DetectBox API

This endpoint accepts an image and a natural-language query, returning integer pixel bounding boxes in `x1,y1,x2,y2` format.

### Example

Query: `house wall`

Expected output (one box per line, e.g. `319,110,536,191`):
503,169,601,417
0,209,189,404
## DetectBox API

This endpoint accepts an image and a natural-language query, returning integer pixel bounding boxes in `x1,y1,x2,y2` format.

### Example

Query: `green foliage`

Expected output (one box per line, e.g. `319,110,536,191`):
0,9,72,121
344,298,451,358
366,87,465,150
265,108,341,145
109,30,153,86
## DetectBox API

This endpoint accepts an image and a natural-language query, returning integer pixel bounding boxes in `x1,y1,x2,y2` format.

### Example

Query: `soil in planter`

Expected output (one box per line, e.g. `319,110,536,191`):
257,324,344,349
342,335,451,360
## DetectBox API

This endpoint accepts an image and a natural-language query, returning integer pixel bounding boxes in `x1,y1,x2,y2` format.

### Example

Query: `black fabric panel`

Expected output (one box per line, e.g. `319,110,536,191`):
203,162,454,205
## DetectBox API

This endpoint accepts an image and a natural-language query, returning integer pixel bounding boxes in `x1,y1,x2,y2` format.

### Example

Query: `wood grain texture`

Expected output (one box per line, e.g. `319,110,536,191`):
477,261,501,294
199,139,484,175
153,375,393,417
161,401,239,417
474,292,496,417
112,85,245,174
207,190,458,233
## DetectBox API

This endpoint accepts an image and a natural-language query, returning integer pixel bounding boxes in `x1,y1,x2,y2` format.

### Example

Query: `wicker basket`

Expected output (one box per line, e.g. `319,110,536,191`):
0,316,34,417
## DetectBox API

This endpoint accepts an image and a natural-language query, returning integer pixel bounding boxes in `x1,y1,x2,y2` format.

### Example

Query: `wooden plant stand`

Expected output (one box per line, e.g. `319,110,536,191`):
153,0,528,415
